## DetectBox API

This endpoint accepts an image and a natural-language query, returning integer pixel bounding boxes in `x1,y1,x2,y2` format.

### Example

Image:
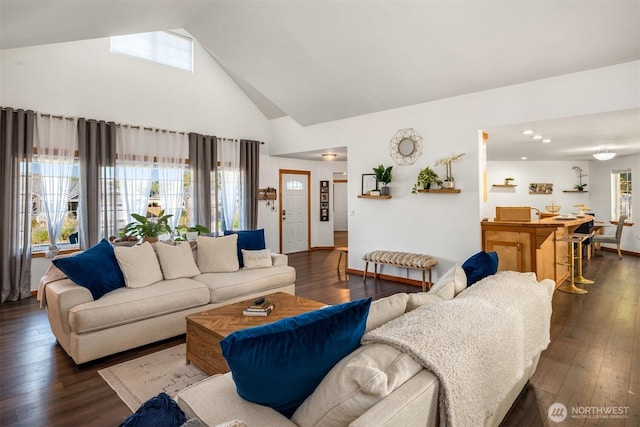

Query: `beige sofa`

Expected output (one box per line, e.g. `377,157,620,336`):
177,269,555,427
38,236,296,364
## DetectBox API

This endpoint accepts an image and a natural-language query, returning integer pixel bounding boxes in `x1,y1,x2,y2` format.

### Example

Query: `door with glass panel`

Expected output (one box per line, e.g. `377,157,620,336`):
280,170,310,254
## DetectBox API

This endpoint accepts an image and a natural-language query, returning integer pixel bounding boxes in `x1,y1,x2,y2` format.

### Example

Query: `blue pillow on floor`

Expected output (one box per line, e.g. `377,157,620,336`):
52,239,125,299
461,251,498,286
220,298,372,418
223,229,266,267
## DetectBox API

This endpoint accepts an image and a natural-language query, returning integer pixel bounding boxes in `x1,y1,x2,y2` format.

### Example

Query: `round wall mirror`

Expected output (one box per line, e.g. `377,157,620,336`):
390,128,423,165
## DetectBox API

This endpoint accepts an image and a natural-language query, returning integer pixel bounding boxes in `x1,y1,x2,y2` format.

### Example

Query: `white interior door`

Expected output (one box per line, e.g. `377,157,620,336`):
281,172,309,254
333,182,348,231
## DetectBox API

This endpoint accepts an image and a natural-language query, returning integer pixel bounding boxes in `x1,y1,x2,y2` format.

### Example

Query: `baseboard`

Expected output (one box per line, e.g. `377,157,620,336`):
311,246,335,251
346,268,425,288
600,247,640,257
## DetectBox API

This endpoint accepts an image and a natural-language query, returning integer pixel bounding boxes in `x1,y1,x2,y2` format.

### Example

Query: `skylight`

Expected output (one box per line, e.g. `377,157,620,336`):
110,31,193,72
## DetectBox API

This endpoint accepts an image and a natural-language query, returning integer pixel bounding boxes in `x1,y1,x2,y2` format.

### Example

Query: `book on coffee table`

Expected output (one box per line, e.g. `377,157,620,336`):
243,304,274,316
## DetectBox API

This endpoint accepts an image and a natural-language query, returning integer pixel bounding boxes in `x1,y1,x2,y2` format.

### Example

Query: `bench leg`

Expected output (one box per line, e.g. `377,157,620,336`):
422,270,426,292
374,263,378,279
428,268,432,291
363,261,369,282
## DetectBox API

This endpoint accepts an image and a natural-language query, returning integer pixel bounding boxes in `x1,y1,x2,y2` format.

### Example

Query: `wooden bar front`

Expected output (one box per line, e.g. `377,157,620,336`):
481,216,593,287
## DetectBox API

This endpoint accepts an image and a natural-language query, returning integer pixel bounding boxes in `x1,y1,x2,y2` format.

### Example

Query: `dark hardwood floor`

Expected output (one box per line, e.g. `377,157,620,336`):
1,233,638,426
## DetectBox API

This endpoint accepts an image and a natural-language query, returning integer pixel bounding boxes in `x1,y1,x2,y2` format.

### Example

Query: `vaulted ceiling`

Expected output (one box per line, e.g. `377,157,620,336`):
1,0,639,160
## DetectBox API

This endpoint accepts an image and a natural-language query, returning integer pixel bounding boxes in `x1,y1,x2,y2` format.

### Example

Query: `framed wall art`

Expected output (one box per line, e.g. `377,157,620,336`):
320,180,329,221
529,183,553,194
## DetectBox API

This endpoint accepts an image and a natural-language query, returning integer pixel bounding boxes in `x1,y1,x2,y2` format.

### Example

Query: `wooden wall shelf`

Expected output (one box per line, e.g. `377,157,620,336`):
357,195,392,199
563,190,589,193
492,184,517,188
416,188,461,193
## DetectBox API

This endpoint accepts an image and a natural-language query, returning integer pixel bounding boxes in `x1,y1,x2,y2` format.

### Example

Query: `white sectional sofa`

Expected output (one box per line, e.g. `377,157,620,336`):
176,269,555,427
38,234,295,364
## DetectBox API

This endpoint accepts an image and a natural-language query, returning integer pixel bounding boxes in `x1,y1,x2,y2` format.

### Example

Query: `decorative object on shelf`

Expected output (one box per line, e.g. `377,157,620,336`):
372,164,393,196
593,146,616,161
504,177,515,185
528,183,553,194
435,153,465,189
573,203,591,215
320,180,329,221
389,128,423,165
361,173,378,195
545,203,561,213
411,166,442,193
572,166,587,191
123,210,173,243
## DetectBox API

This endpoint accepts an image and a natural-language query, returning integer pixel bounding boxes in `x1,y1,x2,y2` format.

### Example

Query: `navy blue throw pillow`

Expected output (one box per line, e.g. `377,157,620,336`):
220,298,372,418
120,392,186,427
52,239,125,299
461,251,498,286
223,229,266,267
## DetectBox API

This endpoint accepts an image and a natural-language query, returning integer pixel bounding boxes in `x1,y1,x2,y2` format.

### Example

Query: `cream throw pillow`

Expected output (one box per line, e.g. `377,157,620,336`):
241,249,272,269
155,241,201,279
114,241,163,288
291,343,422,427
365,293,409,332
405,292,445,312
197,234,239,273
428,263,467,298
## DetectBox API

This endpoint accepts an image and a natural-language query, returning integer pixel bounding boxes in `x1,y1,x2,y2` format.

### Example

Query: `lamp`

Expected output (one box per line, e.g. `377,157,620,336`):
593,147,616,161
322,153,337,160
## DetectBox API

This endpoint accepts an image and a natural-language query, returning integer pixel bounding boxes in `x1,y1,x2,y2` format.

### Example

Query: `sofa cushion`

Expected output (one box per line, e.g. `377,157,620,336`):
155,241,201,279
429,263,467,297
193,266,295,303
427,280,455,300
114,241,164,288
462,251,499,286
365,293,408,332
68,278,210,333
241,249,272,270
197,234,239,273
291,343,423,427
219,298,372,418
223,229,266,267
52,239,125,300
406,292,445,312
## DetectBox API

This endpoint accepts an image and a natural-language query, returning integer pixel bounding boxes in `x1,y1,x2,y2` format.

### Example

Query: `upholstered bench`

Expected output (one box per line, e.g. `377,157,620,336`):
362,250,438,291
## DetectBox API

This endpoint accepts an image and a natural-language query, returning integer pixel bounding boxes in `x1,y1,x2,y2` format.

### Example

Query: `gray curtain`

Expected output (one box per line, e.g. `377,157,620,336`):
1,108,34,302
240,140,260,229
77,118,118,249
188,133,217,233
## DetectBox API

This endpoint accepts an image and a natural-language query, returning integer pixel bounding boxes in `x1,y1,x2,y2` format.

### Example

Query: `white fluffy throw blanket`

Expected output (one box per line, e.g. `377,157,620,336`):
361,271,554,427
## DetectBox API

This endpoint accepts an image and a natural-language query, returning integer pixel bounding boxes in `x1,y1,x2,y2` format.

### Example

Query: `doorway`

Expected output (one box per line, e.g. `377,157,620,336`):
279,169,310,254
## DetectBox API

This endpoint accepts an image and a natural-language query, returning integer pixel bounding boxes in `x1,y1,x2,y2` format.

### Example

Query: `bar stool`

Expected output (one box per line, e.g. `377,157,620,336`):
557,233,593,294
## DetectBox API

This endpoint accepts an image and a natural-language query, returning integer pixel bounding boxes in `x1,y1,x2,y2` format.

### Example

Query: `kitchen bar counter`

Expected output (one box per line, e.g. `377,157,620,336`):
481,215,593,287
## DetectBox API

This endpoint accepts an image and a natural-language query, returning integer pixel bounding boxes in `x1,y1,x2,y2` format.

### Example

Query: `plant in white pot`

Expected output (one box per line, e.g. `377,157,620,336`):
373,164,393,195
435,153,465,189
123,210,173,243
176,224,211,241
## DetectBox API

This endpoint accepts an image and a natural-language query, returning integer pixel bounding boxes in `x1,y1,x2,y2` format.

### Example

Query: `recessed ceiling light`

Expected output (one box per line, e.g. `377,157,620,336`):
521,156,528,160
542,139,552,144
532,135,543,140
322,153,337,160
522,130,534,135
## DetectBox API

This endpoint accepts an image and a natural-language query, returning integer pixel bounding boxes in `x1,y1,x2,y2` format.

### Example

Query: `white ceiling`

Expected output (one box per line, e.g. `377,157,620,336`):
1,0,639,162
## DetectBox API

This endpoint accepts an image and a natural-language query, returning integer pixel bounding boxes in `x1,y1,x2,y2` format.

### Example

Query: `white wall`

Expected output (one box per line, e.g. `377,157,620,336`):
269,62,640,283
485,161,592,219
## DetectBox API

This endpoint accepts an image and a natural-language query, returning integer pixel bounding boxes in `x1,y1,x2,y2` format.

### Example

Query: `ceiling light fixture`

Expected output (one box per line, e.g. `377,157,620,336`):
322,153,337,160
522,130,534,135
593,147,616,161
532,135,543,140
542,139,552,144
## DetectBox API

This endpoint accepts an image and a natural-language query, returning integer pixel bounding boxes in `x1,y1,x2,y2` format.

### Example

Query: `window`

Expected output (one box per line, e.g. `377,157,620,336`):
110,31,193,72
611,169,632,221
287,180,304,190
31,160,80,251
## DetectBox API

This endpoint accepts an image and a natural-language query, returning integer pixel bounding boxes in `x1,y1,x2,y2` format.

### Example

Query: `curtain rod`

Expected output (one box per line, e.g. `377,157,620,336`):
4,107,265,144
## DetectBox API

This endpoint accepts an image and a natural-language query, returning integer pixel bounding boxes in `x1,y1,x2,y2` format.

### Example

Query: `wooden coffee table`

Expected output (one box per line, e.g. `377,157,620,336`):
185,292,326,375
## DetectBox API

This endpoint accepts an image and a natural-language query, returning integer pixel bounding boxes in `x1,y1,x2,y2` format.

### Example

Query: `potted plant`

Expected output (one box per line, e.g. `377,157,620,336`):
123,210,173,243
504,177,515,185
435,153,465,189
373,164,393,195
177,224,211,241
574,183,587,191
412,166,442,193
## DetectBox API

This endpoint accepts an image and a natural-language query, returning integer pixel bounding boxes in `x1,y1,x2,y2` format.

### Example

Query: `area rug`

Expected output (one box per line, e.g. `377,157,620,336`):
98,344,208,411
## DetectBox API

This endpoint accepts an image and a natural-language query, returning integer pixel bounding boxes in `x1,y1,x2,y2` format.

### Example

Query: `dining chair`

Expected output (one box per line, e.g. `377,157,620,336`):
591,215,628,259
